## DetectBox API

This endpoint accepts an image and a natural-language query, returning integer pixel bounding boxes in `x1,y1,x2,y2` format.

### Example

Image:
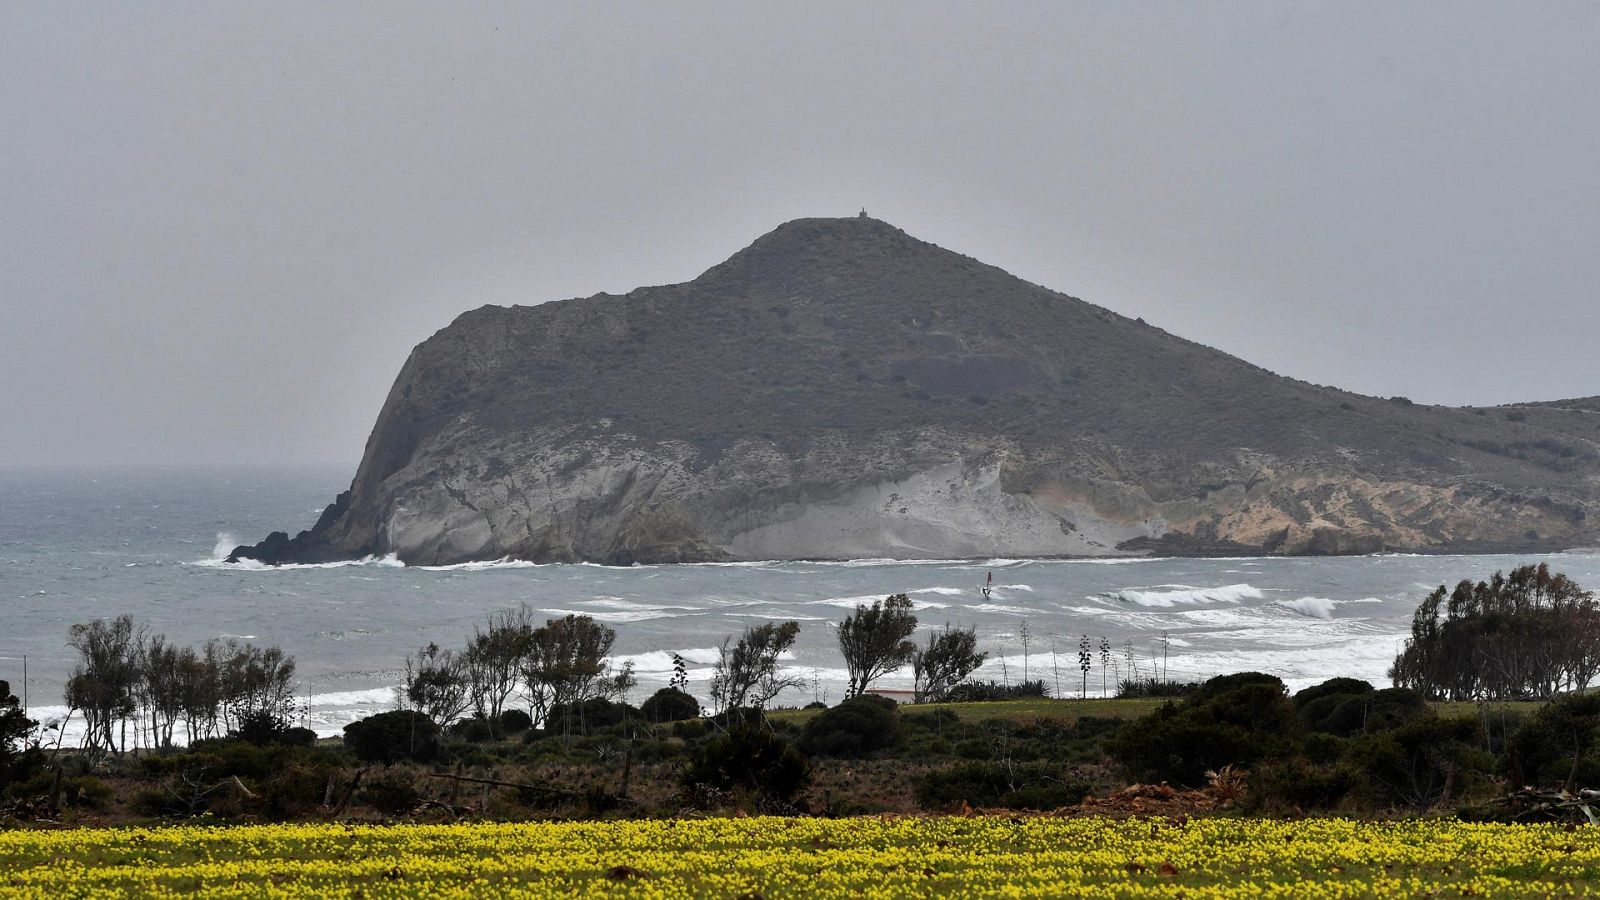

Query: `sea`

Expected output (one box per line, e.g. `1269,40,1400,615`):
4,464,1599,742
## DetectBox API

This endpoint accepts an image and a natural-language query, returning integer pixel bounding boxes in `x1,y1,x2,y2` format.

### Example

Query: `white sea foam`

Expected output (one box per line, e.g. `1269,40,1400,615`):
912,587,965,596
811,595,949,611
1276,597,1337,619
192,553,405,571
413,558,546,571
969,603,1037,615
211,532,237,560
537,607,701,624
1108,583,1265,608
999,584,1034,591
610,647,724,672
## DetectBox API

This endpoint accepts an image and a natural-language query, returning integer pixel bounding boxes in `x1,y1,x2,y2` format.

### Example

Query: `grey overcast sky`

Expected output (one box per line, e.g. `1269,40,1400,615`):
3,2,1598,467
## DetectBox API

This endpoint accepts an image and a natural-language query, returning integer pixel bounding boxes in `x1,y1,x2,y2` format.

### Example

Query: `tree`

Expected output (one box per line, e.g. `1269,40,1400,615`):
711,621,804,717
0,679,38,789
135,632,185,748
66,615,140,754
401,642,472,727
1391,563,1600,700
213,639,298,730
837,594,918,697
519,614,628,729
911,625,987,702
464,607,531,722
175,644,221,742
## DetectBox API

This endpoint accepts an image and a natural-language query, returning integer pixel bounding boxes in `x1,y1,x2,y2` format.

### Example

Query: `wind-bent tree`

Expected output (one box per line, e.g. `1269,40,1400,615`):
402,642,473,726
214,639,299,728
465,607,532,722
135,632,185,748
66,615,141,754
519,614,631,727
838,594,918,697
62,617,299,750
911,624,988,702
1391,563,1600,700
711,620,804,717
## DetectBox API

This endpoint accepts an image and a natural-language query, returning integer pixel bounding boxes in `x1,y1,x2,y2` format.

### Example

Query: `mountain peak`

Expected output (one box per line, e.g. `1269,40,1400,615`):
699,214,942,286
229,217,1600,566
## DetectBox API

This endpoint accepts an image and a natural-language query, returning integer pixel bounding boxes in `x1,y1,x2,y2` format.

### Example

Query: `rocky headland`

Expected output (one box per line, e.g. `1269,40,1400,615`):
232,216,1600,565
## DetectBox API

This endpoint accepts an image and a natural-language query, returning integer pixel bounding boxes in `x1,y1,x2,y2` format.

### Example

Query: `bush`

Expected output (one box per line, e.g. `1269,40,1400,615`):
640,688,701,724
913,762,1090,811
1248,758,1359,811
361,773,424,815
545,699,634,734
343,710,439,765
1293,678,1374,709
448,715,497,743
1301,687,1429,737
1106,672,1299,787
1346,714,1488,809
9,771,112,809
798,695,903,758
499,709,533,735
234,710,294,746
279,726,319,747
944,680,1049,702
681,726,811,805
1505,693,1600,788
258,761,338,819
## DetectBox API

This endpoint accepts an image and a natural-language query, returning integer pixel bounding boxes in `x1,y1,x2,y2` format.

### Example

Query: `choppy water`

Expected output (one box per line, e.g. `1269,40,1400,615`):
4,465,1598,740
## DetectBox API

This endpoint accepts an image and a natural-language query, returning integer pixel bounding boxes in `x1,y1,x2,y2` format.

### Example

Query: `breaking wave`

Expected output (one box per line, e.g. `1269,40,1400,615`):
1107,583,1265,608
1276,597,1338,619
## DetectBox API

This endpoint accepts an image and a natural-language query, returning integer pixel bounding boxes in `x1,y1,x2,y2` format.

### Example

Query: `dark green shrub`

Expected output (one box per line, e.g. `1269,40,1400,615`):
913,762,1089,811
1248,758,1359,811
545,699,634,734
1303,732,1348,766
1505,693,1600,788
1106,672,1299,786
343,710,439,764
258,761,337,819
9,772,112,809
361,772,424,815
447,715,496,742
1347,714,1488,809
681,726,811,804
798,695,903,758
234,710,294,746
640,688,701,723
499,709,533,734
181,740,292,781
671,718,708,741
1293,677,1374,709
280,726,319,747
1303,687,1429,737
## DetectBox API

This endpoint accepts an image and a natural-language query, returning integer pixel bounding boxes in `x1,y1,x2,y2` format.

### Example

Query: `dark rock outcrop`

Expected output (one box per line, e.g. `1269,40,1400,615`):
232,216,1600,565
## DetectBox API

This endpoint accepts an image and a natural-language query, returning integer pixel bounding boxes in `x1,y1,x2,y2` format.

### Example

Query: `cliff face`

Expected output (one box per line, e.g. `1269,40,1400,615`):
232,216,1600,565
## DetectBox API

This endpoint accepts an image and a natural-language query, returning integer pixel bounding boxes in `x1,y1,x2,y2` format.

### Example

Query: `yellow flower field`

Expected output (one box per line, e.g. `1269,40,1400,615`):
2,816,1597,898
